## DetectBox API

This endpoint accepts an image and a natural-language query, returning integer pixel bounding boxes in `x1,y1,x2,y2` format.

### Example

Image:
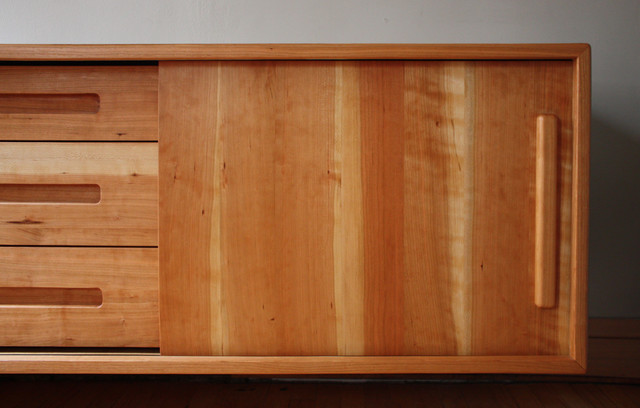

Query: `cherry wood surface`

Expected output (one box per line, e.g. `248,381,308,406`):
159,60,575,358
0,142,158,246
1,318,636,376
0,43,589,61
0,66,157,141
0,287,103,306
0,247,159,348
0,44,590,374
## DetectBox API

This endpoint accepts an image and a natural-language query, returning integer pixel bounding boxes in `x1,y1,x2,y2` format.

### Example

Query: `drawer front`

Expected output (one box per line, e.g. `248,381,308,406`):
0,247,158,347
0,142,158,246
0,66,157,141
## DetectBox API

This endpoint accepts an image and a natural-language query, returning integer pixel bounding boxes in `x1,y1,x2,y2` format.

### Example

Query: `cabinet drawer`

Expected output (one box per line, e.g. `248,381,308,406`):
0,247,158,347
0,66,157,141
0,142,158,246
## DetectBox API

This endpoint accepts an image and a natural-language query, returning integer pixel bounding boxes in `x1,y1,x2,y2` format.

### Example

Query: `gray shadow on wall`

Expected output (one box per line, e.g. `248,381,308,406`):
589,116,640,317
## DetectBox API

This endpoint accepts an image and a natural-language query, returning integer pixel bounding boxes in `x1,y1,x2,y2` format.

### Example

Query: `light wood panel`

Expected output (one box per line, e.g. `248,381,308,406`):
359,62,406,356
220,61,337,356
158,62,220,355
0,66,157,140
402,61,473,356
0,247,158,347
470,61,574,356
7,317,633,375
0,355,584,375
160,60,575,357
333,62,366,356
2,318,631,375
160,61,339,356
0,44,589,61
0,142,158,246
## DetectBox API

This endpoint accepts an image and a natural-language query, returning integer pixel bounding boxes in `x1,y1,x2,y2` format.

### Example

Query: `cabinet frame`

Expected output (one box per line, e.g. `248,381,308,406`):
0,44,589,374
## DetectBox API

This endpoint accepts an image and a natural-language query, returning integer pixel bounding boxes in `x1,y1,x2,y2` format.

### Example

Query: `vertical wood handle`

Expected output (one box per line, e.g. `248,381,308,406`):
535,114,559,308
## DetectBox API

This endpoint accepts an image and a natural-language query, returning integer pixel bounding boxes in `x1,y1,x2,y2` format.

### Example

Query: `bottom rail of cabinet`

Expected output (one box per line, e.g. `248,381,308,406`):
0,353,585,375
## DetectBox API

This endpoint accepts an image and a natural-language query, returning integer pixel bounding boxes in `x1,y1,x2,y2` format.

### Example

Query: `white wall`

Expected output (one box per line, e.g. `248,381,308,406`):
1,0,638,317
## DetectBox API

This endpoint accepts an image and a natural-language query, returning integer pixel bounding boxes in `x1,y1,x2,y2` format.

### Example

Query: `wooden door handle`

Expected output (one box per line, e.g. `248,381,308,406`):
535,114,559,308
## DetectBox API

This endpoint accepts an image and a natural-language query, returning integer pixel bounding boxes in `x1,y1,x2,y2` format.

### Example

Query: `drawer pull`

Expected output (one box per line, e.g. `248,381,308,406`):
535,114,559,308
0,184,101,204
0,287,103,307
0,93,100,114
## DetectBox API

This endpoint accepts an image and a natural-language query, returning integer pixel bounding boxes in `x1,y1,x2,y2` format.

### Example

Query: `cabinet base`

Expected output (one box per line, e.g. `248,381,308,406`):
0,354,585,375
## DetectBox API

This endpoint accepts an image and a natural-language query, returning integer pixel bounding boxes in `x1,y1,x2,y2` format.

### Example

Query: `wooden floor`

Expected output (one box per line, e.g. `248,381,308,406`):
0,379,639,408
0,319,638,407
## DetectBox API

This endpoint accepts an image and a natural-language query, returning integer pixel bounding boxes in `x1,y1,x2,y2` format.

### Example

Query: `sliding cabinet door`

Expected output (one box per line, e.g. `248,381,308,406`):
158,60,574,357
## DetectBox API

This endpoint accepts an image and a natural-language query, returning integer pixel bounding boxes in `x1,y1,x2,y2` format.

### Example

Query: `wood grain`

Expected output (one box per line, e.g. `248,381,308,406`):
158,62,219,355
333,62,366,356
0,247,158,347
0,183,100,204
0,287,102,306
0,355,584,375
1,319,629,375
0,142,158,246
402,61,473,356
160,60,575,357
0,44,589,61
6,317,633,375
535,114,559,308
571,45,591,369
0,93,100,114
0,44,590,374
470,61,574,356
160,61,339,356
360,61,405,356
221,61,337,356
0,66,157,140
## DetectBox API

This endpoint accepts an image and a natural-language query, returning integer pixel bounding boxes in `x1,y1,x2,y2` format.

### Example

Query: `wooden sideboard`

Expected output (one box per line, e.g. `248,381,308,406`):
0,44,590,374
